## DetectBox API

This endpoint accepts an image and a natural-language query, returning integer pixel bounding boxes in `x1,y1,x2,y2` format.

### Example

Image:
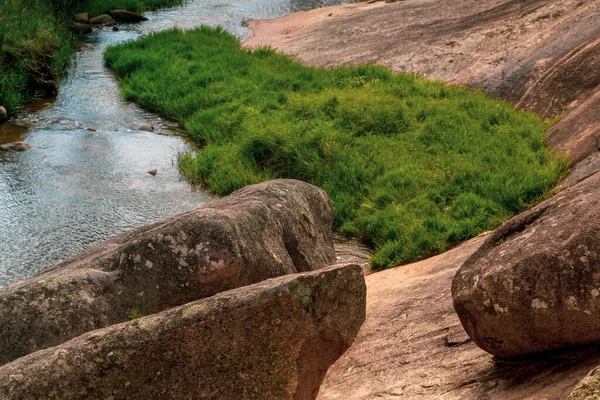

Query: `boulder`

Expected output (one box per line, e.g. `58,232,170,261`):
0,141,32,152
452,171,600,359
89,14,117,26
108,9,149,22
69,21,92,34
74,12,89,23
0,179,336,365
0,263,366,400
0,106,6,123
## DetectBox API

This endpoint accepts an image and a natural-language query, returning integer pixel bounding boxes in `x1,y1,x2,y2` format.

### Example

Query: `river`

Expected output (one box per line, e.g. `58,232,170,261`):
0,0,353,287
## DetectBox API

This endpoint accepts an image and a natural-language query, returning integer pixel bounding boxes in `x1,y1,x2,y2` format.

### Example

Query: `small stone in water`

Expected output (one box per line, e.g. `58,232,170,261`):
148,169,157,176
0,142,32,152
139,125,154,132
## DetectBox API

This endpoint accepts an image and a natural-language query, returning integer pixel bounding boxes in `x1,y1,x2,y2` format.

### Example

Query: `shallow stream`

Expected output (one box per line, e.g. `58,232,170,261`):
0,0,353,287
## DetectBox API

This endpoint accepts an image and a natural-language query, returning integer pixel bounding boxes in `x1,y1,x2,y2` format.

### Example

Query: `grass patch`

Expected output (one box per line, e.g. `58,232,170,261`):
105,27,567,269
0,0,77,114
79,0,185,16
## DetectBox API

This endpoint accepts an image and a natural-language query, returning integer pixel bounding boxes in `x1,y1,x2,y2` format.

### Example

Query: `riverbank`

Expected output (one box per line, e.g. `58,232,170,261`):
0,0,183,118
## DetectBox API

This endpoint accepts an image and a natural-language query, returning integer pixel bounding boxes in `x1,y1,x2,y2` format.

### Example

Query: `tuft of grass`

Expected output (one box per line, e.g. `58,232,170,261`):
105,27,568,269
127,301,149,320
79,0,185,16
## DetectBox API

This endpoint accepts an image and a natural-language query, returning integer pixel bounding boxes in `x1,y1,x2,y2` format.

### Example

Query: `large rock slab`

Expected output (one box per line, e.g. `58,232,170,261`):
244,0,600,119
0,179,335,365
318,235,600,400
452,171,600,359
0,264,366,400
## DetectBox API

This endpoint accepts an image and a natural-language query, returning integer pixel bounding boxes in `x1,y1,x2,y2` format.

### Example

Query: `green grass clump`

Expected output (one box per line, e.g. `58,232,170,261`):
105,26,567,269
79,0,184,16
0,0,76,114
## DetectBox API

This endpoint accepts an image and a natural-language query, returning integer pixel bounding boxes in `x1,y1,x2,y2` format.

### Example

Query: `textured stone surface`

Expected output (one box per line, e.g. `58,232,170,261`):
318,235,600,399
0,264,366,400
245,0,600,117
0,179,335,365
453,171,600,359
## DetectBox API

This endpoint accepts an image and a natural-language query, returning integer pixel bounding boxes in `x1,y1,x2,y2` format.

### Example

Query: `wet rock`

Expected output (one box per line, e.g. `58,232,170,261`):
89,14,117,26
0,106,7,123
108,9,149,22
13,120,38,128
0,179,336,365
147,169,157,176
0,264,365,400
87,127,98,132
0,142,32,152
73,12,89,24
51,117,80,130
452,171,600,359
139,124,154,132
69,21,92,34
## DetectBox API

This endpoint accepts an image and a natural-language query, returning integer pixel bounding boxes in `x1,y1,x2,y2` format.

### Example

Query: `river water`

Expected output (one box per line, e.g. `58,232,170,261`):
0,0,353,287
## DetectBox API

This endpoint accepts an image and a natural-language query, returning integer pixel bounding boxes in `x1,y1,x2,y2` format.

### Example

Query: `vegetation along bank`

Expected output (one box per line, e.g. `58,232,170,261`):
0,0,182,116
104,27,567,269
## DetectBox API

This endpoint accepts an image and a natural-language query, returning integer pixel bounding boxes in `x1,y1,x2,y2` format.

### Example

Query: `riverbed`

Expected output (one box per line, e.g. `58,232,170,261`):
0,0,353,287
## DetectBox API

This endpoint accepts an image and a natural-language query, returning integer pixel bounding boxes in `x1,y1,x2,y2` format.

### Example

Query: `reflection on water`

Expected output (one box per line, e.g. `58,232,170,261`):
0,0,352,287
